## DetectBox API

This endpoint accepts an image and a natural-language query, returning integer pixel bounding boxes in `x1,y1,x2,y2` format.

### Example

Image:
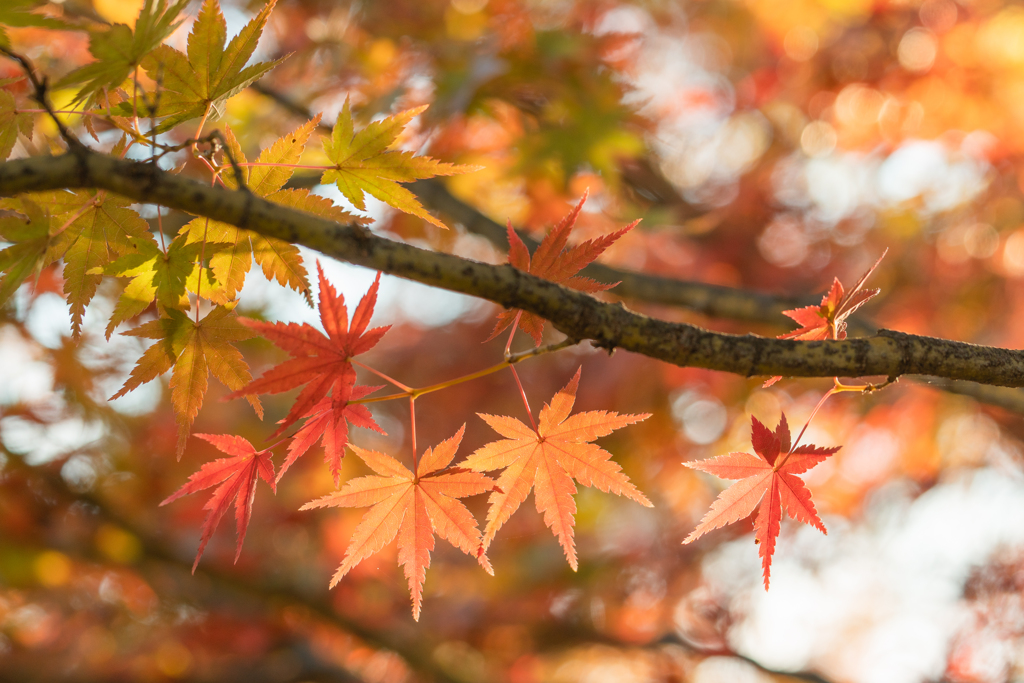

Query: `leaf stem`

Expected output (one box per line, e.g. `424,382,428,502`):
350,338,577,406
197,154,220,179
510,336,578,362
775,386,839,471
234,162,333,170
833,376,899,394
503,311,523,358
193,103,212,149
351,359,412,392
132,66,140,134
260,433,291,454
410,397,418,470
156,206,167,253
195,215,210,323
52,197,99,238
509,365,538,433
16,108,112,118
149,90,167,255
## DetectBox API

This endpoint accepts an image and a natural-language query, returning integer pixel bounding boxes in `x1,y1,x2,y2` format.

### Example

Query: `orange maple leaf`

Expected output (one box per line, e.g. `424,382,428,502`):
764,250,886,387
682,413,839,589
279,366,384,486
489,191,637,345
228,263,389,436
161,434,276,572
464,368,651,570
301,426,498,620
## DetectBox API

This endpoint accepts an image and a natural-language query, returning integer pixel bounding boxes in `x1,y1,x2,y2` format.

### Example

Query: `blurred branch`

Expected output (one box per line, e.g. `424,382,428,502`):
286,168,804,324
529,616,834,683
908,376,1024,413
410,176,809,324
6,152,1024,388
656,633,832,683
254,82,814,325
0,639,364,683
1,451,459,683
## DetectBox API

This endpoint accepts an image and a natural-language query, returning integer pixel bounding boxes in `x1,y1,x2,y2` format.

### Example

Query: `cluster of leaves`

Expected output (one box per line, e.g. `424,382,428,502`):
6,1,1024,680
160,199,655,618
0,0,899,622
0,0,664,621
0,0,466,456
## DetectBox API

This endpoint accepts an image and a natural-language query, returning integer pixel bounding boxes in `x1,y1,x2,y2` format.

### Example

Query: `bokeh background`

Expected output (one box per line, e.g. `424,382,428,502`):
4,0,1024,682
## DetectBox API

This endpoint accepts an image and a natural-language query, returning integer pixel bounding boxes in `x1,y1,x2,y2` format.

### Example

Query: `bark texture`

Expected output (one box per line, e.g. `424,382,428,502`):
3,151,1024,387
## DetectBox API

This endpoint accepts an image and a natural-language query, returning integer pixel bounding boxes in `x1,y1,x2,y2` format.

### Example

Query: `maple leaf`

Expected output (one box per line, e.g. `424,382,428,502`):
0,90,32,161
0,198,56,305
56,0,190,107
57,193,154,338
2,185,156,337
682,413,840,589
489,192,637,346
763,251,886,387
301,425,498,620
279,365,384,486
113,305,262,458
227,264,389,437
181,119,361,303
98,233,212,338
116,0,286,132
161,433,276,572
321,99,478,229
464,368,651,570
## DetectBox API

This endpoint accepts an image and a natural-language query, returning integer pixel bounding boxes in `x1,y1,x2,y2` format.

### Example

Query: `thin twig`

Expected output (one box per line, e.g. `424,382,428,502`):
0,47,85,151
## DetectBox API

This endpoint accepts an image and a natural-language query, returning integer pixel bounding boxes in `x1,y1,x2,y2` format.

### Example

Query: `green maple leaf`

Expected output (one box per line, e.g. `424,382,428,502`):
112,305,262,458
181,118,363,303
0,198,56,305
1,187,154,337
0,90,32,161
60,192,154,338
56,0,190,107
321,100,478,229
0,0,74,49
115,0,286,132
98,233,218,339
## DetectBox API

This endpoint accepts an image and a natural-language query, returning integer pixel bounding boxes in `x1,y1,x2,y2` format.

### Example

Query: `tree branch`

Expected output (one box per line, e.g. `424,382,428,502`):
3,151,1024,387
256,86,1024,410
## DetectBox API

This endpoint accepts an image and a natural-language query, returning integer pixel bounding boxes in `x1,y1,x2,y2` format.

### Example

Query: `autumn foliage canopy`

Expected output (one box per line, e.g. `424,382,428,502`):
3,0,1024,682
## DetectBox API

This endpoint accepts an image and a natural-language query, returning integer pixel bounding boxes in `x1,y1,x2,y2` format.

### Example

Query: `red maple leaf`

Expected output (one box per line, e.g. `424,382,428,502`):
161,434,276,572
228,263,390,435
464,368,651,570
764,251,886,387
489,191,637,345
682,413,839,589
301,426,498,620
279,366,385,486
